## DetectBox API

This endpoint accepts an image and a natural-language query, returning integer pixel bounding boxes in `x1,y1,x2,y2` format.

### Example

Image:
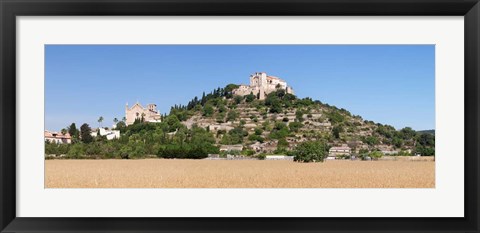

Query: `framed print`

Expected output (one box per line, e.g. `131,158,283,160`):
1,0,479,232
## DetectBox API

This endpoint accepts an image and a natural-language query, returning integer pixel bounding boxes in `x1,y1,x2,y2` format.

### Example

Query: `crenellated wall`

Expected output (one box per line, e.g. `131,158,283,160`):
233,72,294,100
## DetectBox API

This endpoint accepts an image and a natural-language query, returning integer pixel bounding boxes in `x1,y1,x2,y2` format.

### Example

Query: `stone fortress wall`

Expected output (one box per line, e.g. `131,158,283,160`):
233,72,294,100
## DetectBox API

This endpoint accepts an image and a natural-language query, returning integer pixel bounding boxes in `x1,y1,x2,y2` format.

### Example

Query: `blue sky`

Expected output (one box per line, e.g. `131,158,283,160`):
45,45,435,131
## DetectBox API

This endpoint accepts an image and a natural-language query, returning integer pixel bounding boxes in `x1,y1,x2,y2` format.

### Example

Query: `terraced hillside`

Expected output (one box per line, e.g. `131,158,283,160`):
168,84,435,158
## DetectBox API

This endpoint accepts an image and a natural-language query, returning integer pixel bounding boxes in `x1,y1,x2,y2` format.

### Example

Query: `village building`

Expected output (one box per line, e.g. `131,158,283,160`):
220,144,243,152
90,127,120,140
328,145,352,160
44,131,72,144
232,72,294,100
376,144,399,155
125,102,161,126
265,155,294,160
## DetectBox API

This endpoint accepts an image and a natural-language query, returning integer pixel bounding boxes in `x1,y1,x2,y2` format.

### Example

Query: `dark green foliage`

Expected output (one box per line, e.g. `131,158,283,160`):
242,149,255,156
224,84,240,99
157,143,218,159
80,123,93,143
169,106,191,121
248,134,264,143
224,126,248,144
363,136,380,146
295,97,314,107
45,141,69,156
264,90,298,113
269,122,289,139
46,122,219,160
257,153,267,160
67,123,79,141
234,95,243,104
295,110,304,122
227,110,238,122
288,121,303,132
400,127,417,140
415,145,435,156
221,126,248,145
254,127,264,135
417,133,435,147
369,151,383,160
115,121,127,133
245,92,256,102
376,124,396,139
158,126,218,159
216,112,226,123
418,129,435,135
358,149,370,160
392,137,404,148
284,93,296,102
277,138,289,150
125,121,158,134
265,93,283,113
326,111,345,124
332,125,343,139
67,143,86,158
292,140,328,163
203,104,214,117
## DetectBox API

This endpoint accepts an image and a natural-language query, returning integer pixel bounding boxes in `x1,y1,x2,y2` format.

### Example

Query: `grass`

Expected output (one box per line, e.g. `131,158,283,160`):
45,159,435,188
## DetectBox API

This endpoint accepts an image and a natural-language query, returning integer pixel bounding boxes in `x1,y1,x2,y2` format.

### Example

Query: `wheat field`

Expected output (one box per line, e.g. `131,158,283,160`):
45,159,435,188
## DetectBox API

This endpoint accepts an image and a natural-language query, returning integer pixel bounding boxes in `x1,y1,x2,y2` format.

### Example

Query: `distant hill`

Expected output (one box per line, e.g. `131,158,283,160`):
418,130,435,135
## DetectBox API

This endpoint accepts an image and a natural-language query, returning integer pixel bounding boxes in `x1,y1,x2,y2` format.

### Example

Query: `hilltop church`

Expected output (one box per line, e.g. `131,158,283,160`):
232,72,294,100
125,102,161,126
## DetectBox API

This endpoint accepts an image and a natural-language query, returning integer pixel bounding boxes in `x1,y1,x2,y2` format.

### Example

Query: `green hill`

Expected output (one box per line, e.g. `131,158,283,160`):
166,84,435,157
46,83,435,160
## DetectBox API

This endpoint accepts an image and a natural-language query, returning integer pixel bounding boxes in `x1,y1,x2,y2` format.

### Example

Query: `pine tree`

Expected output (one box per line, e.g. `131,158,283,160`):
80,123,93,143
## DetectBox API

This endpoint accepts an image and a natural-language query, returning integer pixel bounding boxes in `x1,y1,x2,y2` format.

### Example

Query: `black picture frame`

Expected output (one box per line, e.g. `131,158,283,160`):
1,0,479,232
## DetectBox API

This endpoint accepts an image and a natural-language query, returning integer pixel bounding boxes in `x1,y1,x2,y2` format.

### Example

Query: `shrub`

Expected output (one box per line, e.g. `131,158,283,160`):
242,149,255,156
292,141,328,163
254,128,264,135
67,143,86,158
227,110,238,122
248,134,265,143
234,95,243,104
369,151,384,160
257,153,266,160
288,122,303,132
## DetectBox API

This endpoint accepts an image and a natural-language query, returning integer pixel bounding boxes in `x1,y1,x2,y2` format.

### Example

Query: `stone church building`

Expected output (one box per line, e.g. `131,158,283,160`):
232,72,294,100
125,102,161,126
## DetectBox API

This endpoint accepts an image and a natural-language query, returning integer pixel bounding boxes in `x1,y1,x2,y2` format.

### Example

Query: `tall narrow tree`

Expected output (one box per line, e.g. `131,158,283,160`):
98,116,104,128
80,123,93,143
67,123,79,141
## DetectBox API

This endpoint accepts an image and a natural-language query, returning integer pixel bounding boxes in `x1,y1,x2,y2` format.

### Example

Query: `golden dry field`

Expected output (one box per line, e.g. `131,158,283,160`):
45,159,434,188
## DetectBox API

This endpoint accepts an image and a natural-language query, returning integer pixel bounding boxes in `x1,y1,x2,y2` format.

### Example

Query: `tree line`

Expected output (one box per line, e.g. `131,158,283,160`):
45,116,219,159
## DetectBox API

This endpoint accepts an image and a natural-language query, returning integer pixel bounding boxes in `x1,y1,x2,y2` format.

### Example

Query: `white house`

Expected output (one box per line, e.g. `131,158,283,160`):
91,127,120,140
328,145,352,160
220,144,243,152
265,155,294,160
44,130,72,144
